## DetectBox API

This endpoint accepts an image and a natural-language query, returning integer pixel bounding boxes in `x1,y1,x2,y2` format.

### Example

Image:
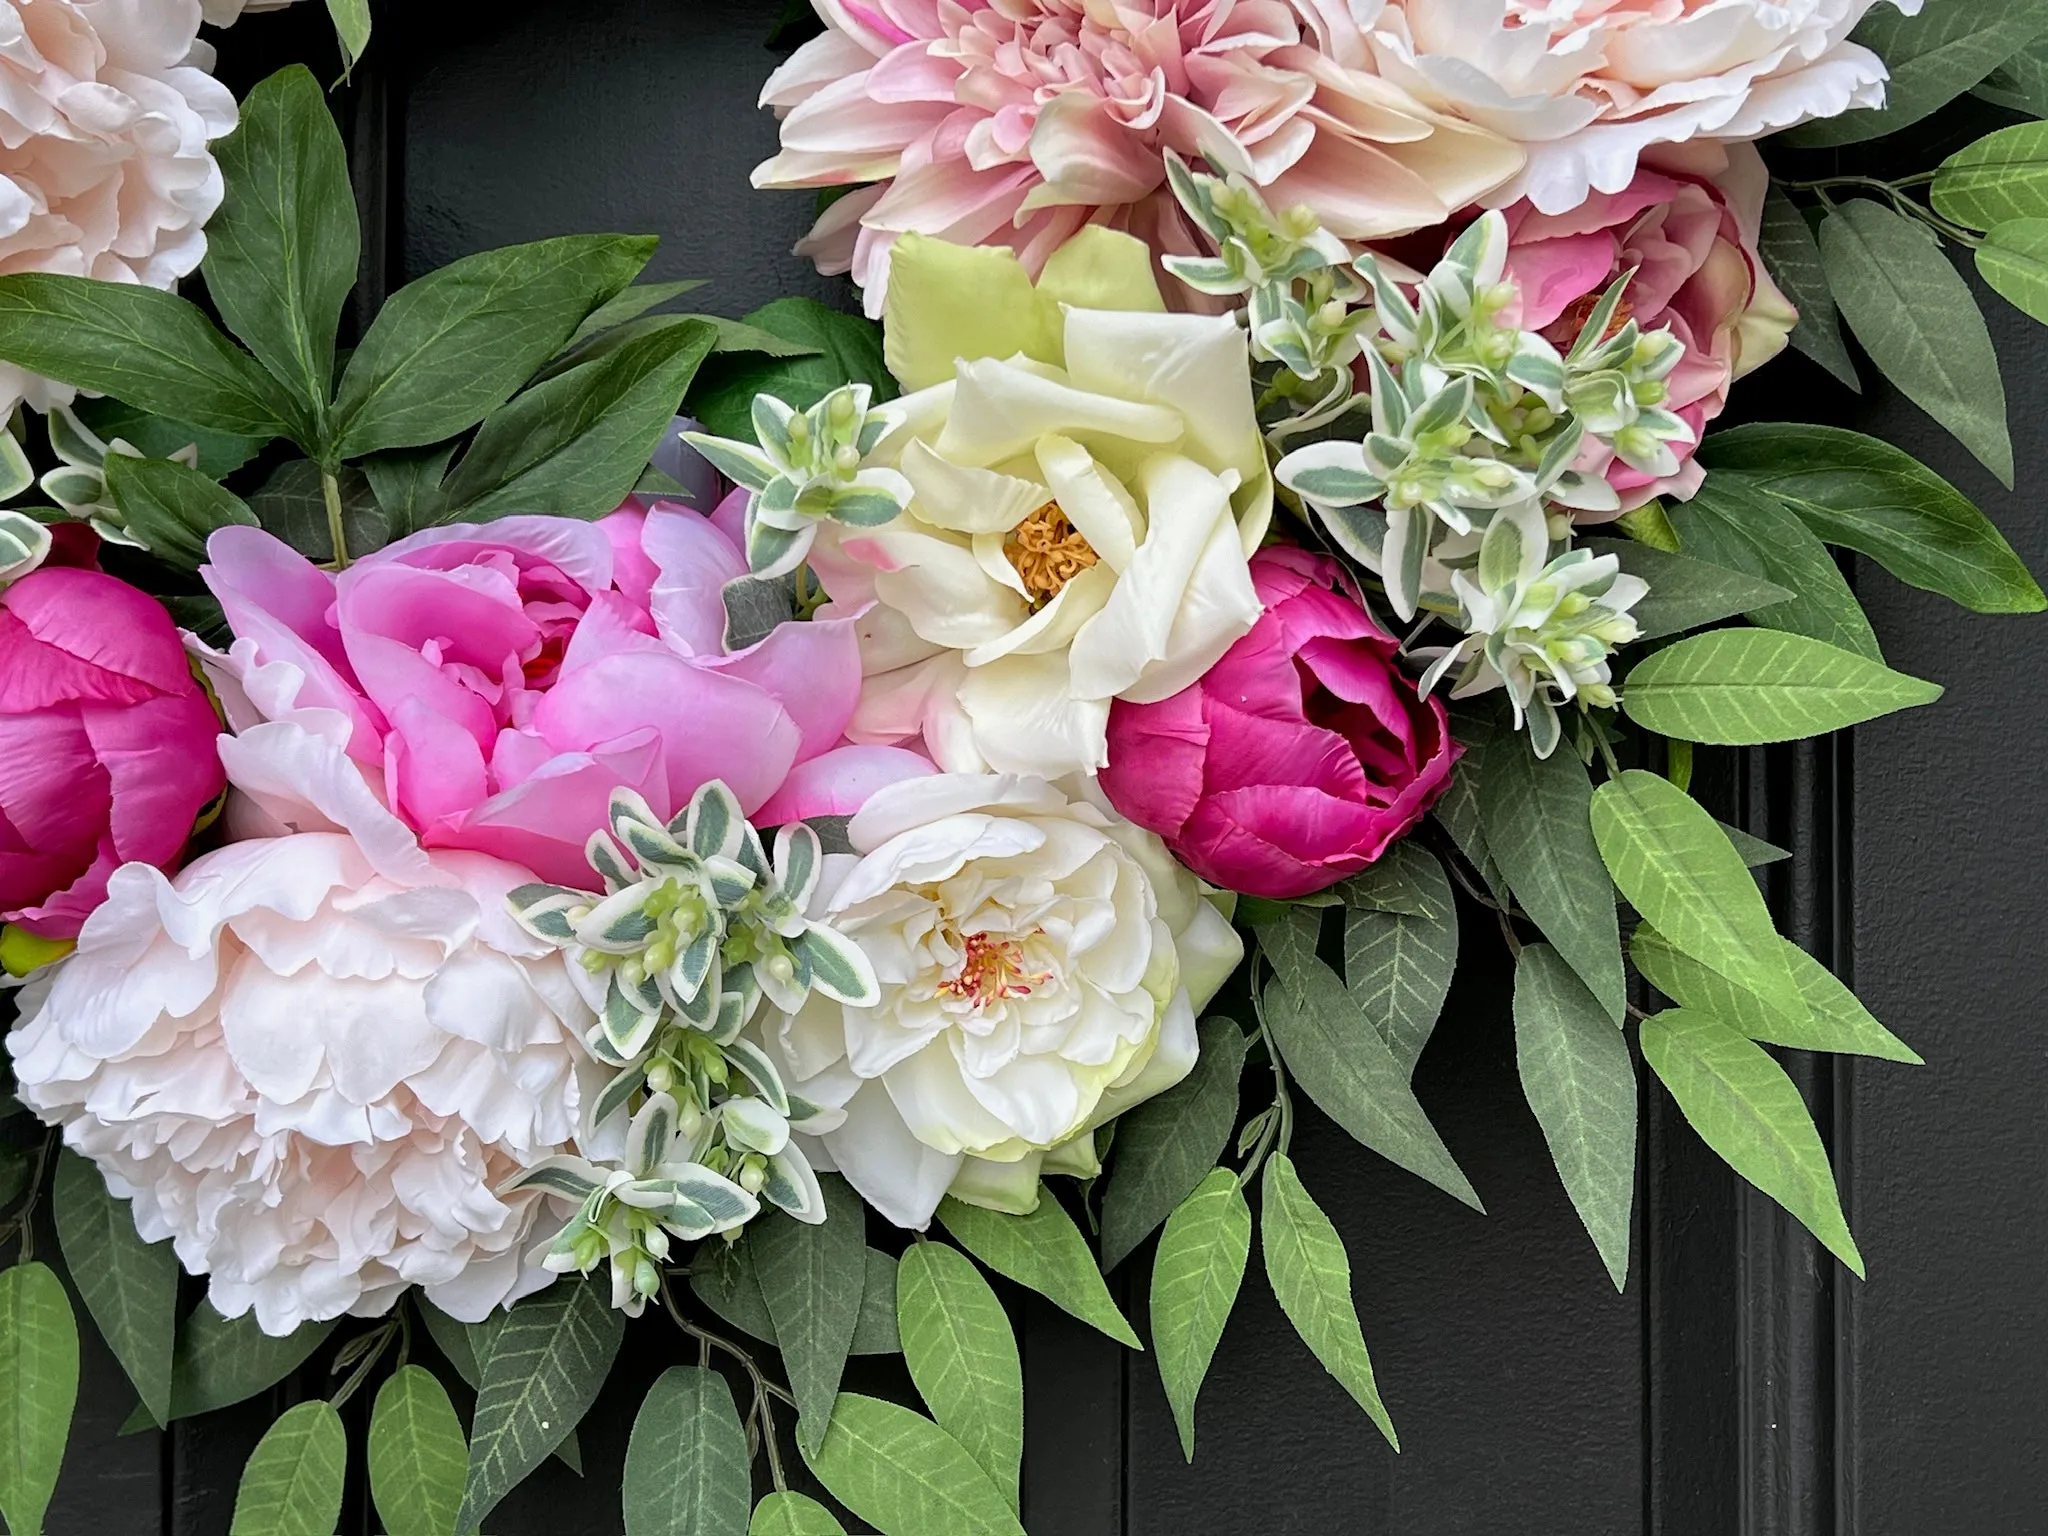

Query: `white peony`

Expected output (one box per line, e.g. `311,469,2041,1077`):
749,773,1242,1229
1362,0,1924,214
198,0,301,23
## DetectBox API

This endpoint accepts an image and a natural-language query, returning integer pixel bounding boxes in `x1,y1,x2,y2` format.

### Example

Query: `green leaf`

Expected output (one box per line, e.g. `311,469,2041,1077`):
687,297,895,440
565,280,708,350
135,1304,337,1428
332,233,655,458
897,1243,1024,1509
802,1393,1026,1536
1099,1015,1249,1270
749,1492,847,1536
1631,927,1923,1065
1476,729,1625,1023
1757,186,1858,388
0,274,295,439
1149,1169,1251,1462
72,398,268,478
248,459,386,565
750,1174,865,1457
1639,1009,1863,1275
1259,1155,1397,1451
624,1366,752,1536
1332,839,1453,919
1580,537,1793,643
1978,216,2048,328
362,444,456,539
1621,629,1944,744
458,1275,625,1532
1256,945,1480,1210
103,453,259,571
1512,945,1637,1291
1934,122,2048,229
1434,711,1508,905
0,1263,78,1536
1343,862,1459,1076
1671,475,1883,661
436,316,717,523
325,0,372,64
937,1191,1141,1349
852,1248,903,1355
1590,771,1803,1028
1977,39,2048,115
369,1365,469,1536
1818,198,2012,486
52,1150,176,1427
204,66,358,437
1789,0,2048,147
229,1400,346,1536
1700,424,2045,615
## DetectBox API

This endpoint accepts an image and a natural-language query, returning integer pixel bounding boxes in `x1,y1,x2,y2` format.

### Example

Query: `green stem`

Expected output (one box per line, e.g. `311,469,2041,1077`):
658,1277,790,1491
321,467,351,572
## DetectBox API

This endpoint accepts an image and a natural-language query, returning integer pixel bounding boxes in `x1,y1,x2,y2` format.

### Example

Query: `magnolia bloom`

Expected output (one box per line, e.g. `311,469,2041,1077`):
1364,0,1924,214
755,0,1523,312
813,230,1272,778
0,0,237,413
749,773,1243,1228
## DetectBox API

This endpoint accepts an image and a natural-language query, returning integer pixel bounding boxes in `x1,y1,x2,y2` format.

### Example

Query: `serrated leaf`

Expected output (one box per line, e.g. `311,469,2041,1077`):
897,1243,1023,1509
750,1492,847,1535
1513,945,1637,1291
937,1191,1141,1349
1699,424,2044,615
52,1149,176,1427
131,1305,337,1429
1790,0,2048,147
458,1276,625,1531
802,1394,1026,1536
104,452,259,571
1818,199,2012,486
1631,928,1922,1064
1580,536,1794,642
1640,1009,1863,1275
751,1174,865,1456
1343,883,1458,1077
1621,629,1944,744
1477,729,1625,1023
1149,1169,1251,1462
370,1365,469,1536
230,1400,345,1536
624,1366,751,1536
1757,186,1858,388
1935,122,2048,229
1099,1016,1249,1270
1260,1155,1397,1451
0,1263,77,1536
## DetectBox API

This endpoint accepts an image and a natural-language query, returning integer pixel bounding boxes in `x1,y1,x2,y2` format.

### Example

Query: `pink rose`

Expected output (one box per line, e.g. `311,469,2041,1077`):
0,566,224,938
203,500,925,887
1498,140,1797,510
1099,547,1455,900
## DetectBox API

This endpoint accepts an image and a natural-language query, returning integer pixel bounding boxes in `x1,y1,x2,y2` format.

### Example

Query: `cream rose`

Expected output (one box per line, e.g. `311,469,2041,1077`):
749,772,1242,1230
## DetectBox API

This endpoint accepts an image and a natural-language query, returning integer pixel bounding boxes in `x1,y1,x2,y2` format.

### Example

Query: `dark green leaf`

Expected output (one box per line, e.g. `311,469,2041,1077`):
802,1394,1025,1536
134,1305,337,1428
1934,122,2048,229
937,1191,1141,1348
1757,186,1857,388
897,1243,1023,1509
418,1300,479,1386
0,1263,78,1536
1332,839,1453,919
1789,0,2048,147
71,398,268,478
362,445,456,539
687,1234,777,1347
104,453,258,571
687,297,894,439
1435,711,1509,904
750,1174,865,1457
1621,629,1944,744
369,1365,468,1536
248,460,386,565
53,1150,176,1427
624,1366,752,1536
1099,1015,1249,1270
1343,861,1459,1077
1580,536,1793,642
565,279,707,350
1149,1169,1250,1462
230,1399,345,1536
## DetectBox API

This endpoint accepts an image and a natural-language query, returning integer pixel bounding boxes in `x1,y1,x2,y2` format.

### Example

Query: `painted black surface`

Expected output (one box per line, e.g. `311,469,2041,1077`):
49,6,2040,1533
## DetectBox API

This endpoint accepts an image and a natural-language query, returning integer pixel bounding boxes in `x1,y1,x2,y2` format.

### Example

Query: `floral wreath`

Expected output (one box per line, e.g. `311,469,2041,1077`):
0,1,2040,1532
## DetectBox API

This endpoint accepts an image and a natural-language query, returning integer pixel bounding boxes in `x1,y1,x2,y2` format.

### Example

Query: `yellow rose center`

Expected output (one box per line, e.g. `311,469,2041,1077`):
1005,503,1099,604
937,931,1049,1011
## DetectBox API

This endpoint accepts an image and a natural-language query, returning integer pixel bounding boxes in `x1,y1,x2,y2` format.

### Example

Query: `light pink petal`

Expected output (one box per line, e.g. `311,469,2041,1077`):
753,744,937,826
1506,231,1617,330
438,734,664,887
708,612,863,763
374,516,615,596
643,504,749,657
204,526,351,675
598,506,659,608
386,696,491,829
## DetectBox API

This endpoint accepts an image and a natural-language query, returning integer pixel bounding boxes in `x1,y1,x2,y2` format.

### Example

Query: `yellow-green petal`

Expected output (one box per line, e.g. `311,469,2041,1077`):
884,235,1061,391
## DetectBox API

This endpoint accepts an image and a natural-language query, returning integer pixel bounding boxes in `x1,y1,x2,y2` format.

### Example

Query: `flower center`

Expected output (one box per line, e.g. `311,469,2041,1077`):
937,931,1050,1011
1543,288,1635,351
1005,503,1099,604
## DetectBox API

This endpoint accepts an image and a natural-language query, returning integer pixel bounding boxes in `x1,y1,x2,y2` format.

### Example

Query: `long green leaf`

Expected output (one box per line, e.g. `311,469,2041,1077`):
130,1305,337,1429
751,1174,866,1456
1978,216,2048,328
1343,870,1460,1076
1818,198,2012,486
687,297,895,440
1581,537,1793,643
230,1400,346,1536
1477,729,1625,1022
1757,186,1858,388
749,1492,847,1536
1640,1010,1864,1275
52,1150,176,1427
1790,0,2048,147
204,65,358,437
624,1366,752,1536
325,0,372,64
104,453,259,571
458,1276,625,1531
897,1244,1024,1510
937,1192,1140,1349
1149,1169,1251,1462
369,1365,469,1536
802,1394,1025,1536
1934,122,2048,229
1698,425,2044,615
0,1264,78,1536
1631,928,1923,1065
1621,629,1943,744
1099,1015,1249,1269
1513,945,1637,1291
1260,1155,1398,1451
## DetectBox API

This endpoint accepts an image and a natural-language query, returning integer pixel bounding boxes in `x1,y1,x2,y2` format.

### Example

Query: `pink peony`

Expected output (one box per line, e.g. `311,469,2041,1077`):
753,0,1523,313
1099,547,1455,900
202,502,925,887
0,565,223,939
1499,140,1795,509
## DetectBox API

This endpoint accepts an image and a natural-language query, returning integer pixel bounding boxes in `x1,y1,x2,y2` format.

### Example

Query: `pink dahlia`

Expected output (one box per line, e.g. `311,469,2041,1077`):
753,0,1524,313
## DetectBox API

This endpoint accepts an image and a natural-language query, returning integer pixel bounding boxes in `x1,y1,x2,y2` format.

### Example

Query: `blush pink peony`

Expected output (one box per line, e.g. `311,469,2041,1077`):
753,0,1524,313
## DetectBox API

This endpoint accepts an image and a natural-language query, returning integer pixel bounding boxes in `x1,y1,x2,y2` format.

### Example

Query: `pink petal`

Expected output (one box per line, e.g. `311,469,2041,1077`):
643,503,749,657
1100,684,1210,841
204,526,351,675
709,612,863,763
436,733,665,887
0,568,191,709
1506,231,1618,331
599,505,659,608
84,693,224,870
753,743,936,826
385,695,491,829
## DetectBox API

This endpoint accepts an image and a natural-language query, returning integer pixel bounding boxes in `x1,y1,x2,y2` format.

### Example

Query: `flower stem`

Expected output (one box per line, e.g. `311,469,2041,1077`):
659,1276,790,1491
321,468,351,571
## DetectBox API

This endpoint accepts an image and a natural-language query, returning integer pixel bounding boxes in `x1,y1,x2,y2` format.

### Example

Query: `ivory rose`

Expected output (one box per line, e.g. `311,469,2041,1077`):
753,0,1523,312
749,772,1243,1228
812,229,1272,778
